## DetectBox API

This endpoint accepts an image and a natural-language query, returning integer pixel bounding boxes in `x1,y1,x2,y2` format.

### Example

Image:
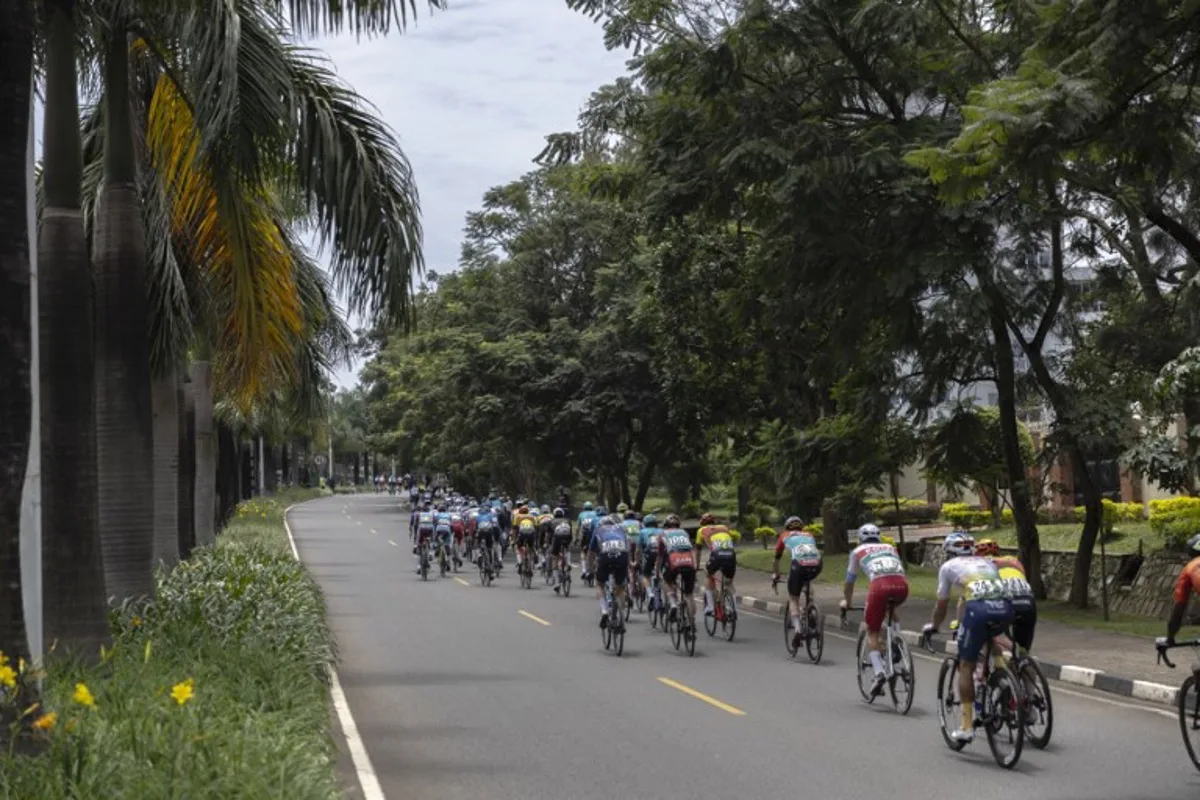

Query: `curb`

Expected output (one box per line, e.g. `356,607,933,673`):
739,595,1180,709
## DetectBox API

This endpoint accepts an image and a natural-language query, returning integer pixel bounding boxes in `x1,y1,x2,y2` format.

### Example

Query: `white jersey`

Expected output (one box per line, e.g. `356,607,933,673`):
935,556,1009,602
846,542,906,583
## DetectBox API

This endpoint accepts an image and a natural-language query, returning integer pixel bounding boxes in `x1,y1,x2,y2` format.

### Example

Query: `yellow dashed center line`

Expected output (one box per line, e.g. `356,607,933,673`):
656,677,746,716
518,610,551,626
388,540,398,547
454,577,470,586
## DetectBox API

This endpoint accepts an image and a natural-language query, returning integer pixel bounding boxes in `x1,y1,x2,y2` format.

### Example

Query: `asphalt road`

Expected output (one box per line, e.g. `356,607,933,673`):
290,494,1199,799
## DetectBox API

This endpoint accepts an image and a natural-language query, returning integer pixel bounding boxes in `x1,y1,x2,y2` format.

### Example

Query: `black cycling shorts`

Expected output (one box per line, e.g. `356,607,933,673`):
516,531,536,549
788,560,823,597
706,550,737,579
1011,599,1037,652
664,564,696,595
596,552,629,587
550,532,573,556
641,553,657,578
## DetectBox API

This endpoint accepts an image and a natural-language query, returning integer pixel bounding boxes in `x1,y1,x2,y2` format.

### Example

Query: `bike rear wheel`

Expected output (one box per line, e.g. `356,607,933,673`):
1019,657,1053,749
684,611,697,656
937,658,968,752
854,631,875,702
984,666,1025,769
804,603,823,663
670,611,683,651
889,633,915,715
562,571,572,597
784,606,799,659
722,590,738,642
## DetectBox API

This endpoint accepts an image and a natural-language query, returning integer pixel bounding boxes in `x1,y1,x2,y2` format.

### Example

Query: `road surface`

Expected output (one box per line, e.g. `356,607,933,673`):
289,494,1198,799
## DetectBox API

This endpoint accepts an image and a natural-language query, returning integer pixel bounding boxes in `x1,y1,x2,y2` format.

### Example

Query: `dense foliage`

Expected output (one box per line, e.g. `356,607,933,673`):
360,0,1200,605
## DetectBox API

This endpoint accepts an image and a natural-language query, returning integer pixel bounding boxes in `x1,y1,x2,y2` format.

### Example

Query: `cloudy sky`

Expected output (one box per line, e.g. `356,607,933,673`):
310,1,632,387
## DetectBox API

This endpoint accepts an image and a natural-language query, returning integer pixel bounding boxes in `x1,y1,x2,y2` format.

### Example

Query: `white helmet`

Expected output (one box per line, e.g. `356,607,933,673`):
943,531,975,558
857,524,882,544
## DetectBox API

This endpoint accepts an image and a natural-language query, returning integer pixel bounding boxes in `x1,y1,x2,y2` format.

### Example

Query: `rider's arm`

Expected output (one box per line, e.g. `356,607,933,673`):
1168,568,1194,642
772,535,785,576
842,554,859,606
930,564,953,629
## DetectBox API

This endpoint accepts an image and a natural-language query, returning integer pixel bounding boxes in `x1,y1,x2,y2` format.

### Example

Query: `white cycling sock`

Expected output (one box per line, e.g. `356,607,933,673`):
600,598,609,614
704,589,713,611
869,650,884,675
791,615,802,632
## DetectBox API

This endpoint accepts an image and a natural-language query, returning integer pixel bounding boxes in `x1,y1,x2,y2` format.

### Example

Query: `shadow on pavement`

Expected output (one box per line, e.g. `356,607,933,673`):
339,670,523,688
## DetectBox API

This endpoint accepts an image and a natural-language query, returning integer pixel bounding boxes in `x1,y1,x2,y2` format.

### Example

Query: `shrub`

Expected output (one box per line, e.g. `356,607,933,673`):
876,502,941,526
1164,518,1200,548
754,526,778,545
738,512,761,532
807,521,824,536
1001,507,1014,525
1149,497,1200,537
941,502,991,529
727,529,743,543
680,499,703,519
1035,506,1078,525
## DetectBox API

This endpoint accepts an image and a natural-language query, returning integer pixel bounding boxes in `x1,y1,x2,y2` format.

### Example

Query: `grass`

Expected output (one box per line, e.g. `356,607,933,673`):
0,487,337,799
981,521,1162,554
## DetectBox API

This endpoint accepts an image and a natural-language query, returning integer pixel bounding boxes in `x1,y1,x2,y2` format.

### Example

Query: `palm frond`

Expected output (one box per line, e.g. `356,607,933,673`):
289,237,354,369
271,0,441,38
283,48,424,329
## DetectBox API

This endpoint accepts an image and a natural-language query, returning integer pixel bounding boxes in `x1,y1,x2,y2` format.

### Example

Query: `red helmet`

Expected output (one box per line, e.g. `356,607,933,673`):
699,513,716,525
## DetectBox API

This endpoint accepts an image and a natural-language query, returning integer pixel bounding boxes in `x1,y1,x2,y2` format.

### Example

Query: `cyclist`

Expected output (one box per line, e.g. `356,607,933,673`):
638,514,664,611
592,514,631,629
550,508,574,593
770,516,823,648
923,531,1013,743
413,506,436,574
622,510,642,574
537,505,556,568
580,505,606,581
513,506,538,574
975,539,1036,655
1161,534,1200,648
840,523,908,696
473,505,498,568
433,505,455,569
698,513,737,618
658,515,698,624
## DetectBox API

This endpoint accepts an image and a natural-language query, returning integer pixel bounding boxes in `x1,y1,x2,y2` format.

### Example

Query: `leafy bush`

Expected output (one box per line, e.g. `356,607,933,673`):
1164,518,1200,549
1001,507,1014,525
807,521,824,536
1149,497,1200,538
1035,506,1078,525
727,529,743,543
754,526,778,544
876,503,941,526
0,506,338,798
738,512,761,532
941,502,991,529
680,499,703,519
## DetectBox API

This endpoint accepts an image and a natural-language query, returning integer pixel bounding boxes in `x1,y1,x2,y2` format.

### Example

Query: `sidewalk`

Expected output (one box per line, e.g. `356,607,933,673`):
733,569,1183,707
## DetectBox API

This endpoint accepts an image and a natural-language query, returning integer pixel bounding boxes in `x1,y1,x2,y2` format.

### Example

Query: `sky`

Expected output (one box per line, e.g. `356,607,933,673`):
309,1,633,388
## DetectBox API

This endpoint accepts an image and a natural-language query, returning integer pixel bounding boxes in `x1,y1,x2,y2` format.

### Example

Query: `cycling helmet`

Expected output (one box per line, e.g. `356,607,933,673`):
664,514,681,528
437,504,446,512
699,512,716,525
552,507,564,518
518,505,529,514
643,514,658,526
974,539,1000,557
943,531,975,558
595,506,608,516
785,516,804,531
624,510,637,520
617,503,629,513
608,514,623,525
857,523,882,544
1190,534,1200,554
583,501,593,510
540,504,550,514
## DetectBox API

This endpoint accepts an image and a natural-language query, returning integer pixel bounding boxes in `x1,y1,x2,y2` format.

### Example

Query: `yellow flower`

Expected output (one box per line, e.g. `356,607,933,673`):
131,616,143,628
72,683,96,708
0,664,16,689
170,678,195,706
33,711,57,731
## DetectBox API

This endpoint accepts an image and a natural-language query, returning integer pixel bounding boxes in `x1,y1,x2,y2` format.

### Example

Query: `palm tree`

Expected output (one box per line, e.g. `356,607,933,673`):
0,0,37,665
39,0,110,652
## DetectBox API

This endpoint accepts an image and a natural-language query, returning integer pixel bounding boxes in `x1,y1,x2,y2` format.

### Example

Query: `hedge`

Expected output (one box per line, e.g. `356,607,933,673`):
941,502,991,529
876,502,941,526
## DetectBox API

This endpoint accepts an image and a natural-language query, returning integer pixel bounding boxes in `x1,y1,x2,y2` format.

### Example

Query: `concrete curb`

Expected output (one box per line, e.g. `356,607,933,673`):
739,595,1180,708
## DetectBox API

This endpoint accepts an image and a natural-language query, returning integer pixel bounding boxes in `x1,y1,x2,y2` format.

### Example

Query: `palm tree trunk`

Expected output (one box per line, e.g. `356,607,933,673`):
0,0,36,664
94,27,154,603
190,360,215,546
151,368,180,569
177,371,195,559
39,0,110,654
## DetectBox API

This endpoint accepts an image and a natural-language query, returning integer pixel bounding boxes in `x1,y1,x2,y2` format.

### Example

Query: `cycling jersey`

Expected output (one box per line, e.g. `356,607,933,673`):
846,542,905,582
937,556,1013,662
658,530,697,590
577,510,597,530
699,524,734,551
592,524,630,587
417,512,435,532
1174,556,1200,605
993,555,1036,650
777,532,822,569
638,526,663,555
516,516,537,541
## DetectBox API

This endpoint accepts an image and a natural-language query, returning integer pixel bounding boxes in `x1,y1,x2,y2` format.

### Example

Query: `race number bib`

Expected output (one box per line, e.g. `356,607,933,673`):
602,538,627,554
862,551,903,578
1002,576,1032,597
966,578,1008,600
791,542,820,564
665,533,690,551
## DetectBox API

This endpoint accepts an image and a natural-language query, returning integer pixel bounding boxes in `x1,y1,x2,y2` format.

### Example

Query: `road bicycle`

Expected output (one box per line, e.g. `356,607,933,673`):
416,539,430,581
1155,637,1200,770
541,544,554,584
1010,636,1053,749
477,540,495,586
648,574,667,630
555,557,572,597
518,549,534,590
630,572,647,613
840,602,913,713
436,538,451,578
601,577,626,656
669,591,698,657
773,575,823,663
922,626,1026,769
705,571,738,642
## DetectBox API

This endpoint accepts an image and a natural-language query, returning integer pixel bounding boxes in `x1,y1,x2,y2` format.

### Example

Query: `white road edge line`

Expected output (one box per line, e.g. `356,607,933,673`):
736,607,1177,720
284,504,387,800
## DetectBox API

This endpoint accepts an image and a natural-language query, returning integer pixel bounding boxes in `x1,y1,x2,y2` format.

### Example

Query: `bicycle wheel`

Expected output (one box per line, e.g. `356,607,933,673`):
670,611,683,651
722,590,738,642
704,603,717,637
479,558,488,586
635,584,646,613
804,603,823,663
562,572,571,598
937,658,968,752
784,606,799,659
420,554,429,582
685,614,697,657
649,595,661,629
889,635,915,716
602,617,613,651
985,666,1025,769
1019,657,1053,749
854,631,875,702
1178,675,1200,771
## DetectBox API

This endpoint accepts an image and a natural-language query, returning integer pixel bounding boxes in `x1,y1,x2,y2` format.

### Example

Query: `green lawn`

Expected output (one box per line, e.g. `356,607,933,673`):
980,521,1162,554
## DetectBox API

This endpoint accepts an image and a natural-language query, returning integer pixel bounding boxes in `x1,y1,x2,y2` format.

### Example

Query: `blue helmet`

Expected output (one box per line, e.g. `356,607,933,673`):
943,531,974,558
583,501,593,510
643,514,658,526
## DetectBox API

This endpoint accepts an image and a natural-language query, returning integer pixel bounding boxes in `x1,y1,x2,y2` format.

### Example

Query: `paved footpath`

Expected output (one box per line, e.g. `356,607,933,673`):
290,495,1198,799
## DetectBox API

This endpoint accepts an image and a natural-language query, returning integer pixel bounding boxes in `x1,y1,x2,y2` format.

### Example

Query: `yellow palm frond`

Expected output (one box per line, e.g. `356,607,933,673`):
145,72,304,410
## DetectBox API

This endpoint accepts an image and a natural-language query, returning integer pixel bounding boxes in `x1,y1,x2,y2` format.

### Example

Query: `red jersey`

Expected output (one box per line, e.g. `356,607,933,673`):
1174,556,1200,605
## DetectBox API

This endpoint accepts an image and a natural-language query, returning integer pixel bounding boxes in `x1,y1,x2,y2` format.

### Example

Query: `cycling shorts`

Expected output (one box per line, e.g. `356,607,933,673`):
787,560,822,598
863,575,908,632
1011,599,1036,652
957,598,1014,663
550,531,573,556
664,563,696,595
516,531,536,548
641,552,657,578
706,549,737,580
476,527,497,546
417,527,434,543
596,552,629,587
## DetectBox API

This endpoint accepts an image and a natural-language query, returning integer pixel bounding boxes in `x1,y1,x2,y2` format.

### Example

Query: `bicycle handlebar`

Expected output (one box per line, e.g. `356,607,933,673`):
1155,639,1200,669
839,605,863,628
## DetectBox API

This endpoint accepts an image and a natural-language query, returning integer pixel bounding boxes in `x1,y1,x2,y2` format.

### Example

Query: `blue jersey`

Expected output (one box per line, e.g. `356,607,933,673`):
661,529,693,554
622,520,641,540
417,512,435,531
590,524,629,555
778,532,821,567
475,510,496,529
638,526,663,553
578,510,597,531
434,512,453,532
